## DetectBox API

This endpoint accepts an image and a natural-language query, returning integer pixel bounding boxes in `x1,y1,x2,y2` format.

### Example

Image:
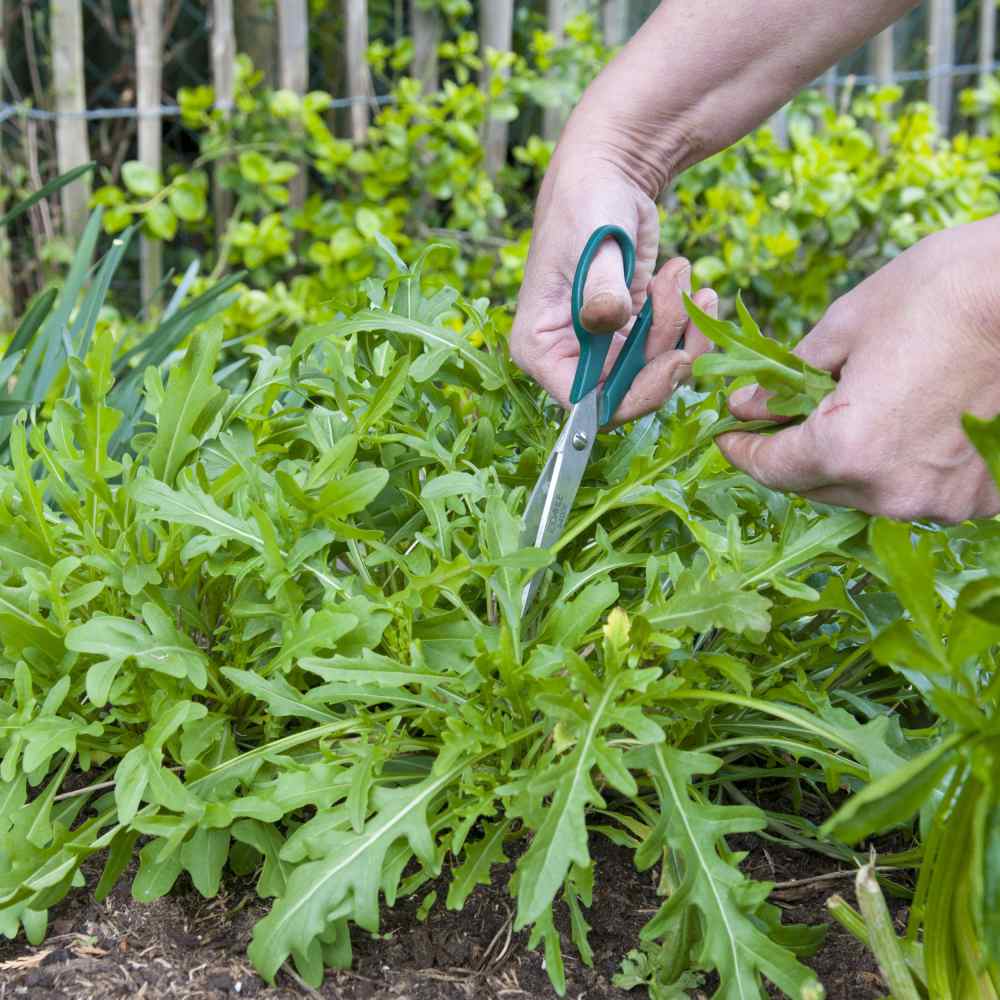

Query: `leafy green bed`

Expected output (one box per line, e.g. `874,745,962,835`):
1,184,999,998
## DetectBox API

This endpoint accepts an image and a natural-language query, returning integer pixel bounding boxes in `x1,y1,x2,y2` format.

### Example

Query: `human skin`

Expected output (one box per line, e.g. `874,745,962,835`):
719,218,1000,522
506,0,1000,521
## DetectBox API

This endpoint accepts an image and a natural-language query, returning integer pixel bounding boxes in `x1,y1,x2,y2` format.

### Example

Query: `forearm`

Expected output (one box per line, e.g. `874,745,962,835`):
558,0,918,196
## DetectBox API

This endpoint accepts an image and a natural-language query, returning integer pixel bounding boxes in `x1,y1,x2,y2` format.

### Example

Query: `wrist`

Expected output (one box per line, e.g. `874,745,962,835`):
554,91,694,202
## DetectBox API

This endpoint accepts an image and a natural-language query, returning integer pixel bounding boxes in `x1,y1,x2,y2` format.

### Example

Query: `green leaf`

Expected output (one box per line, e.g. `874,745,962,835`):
0,163,95,228
646,569,772,638
248,766,460,983
239,150,272,185
359,355,409,433
169,183,207,222
147,324,227,485
963,411,1000,488
319,468,389,519
67,602,209,705
221,668,339,724
421,472,486,502
131,475,264,553
632,744,824,1000
822,734,964,843
513,669,630,929
293,310,504,390
870,518,948,668
446,820,510,910
121,161,161,199
145,203,178,241
685,293,836,417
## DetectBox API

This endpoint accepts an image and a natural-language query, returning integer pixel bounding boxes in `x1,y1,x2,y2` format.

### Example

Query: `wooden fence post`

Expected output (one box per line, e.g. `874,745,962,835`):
345,0,369,142
277,0,308,211
131,0,164,312
869,25,894,150
871,26,894,86
51,0,91,243
0,0,10,326
480,0,514,178
823,66,837,105
412,1,441,92
543,0,589,141
237,0,276,85
601,0,628,46
211,0,235,244
928,0,956,134
979,0,997,136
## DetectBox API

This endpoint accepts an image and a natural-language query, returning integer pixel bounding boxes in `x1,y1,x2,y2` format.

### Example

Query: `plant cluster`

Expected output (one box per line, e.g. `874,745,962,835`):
0,160,999,996
2,19,1000,1000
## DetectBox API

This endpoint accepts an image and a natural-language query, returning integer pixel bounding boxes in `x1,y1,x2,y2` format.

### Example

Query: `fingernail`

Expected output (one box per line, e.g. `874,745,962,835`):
675,260,692,293
729,385,756,407
670,363,691,392
704,290,718,314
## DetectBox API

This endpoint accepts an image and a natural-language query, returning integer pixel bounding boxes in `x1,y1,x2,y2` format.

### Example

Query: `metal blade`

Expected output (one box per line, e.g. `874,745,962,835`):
519,390,599,615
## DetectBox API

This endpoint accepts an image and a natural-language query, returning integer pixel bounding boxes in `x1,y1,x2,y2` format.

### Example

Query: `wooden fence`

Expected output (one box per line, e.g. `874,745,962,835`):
0,0,999,318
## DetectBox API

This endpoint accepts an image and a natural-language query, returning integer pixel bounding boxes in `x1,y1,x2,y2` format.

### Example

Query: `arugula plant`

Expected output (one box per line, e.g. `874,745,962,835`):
1,194,997,1000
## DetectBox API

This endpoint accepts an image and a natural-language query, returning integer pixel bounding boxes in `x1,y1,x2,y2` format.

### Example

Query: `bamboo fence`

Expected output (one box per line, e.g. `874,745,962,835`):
0,0,998,311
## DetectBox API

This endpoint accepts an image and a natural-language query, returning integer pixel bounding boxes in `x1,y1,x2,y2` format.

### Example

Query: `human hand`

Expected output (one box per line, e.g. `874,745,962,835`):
509,157,716,426
717,217,1000,522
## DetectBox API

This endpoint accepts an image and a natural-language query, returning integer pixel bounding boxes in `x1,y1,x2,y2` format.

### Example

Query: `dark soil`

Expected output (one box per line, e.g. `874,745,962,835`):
0,834,905,1000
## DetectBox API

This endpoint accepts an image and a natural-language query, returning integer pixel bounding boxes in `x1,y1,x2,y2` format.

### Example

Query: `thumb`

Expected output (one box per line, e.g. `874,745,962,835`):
579,238,633,334
716,419,828,494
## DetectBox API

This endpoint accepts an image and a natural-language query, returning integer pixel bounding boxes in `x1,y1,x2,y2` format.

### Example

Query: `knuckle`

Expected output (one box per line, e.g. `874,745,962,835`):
817,296,858,340
821,422,872,483
508,338,528,373
744,439,784,490
876,492,931,523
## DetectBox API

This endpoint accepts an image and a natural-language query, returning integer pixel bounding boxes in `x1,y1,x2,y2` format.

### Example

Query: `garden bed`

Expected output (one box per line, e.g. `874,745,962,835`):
0,835,900,1000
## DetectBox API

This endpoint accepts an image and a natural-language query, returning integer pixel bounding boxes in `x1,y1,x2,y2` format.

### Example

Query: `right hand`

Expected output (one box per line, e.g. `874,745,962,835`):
509,156,715,425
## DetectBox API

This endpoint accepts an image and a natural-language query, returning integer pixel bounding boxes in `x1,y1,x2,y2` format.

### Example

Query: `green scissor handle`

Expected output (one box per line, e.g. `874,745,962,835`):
568,225,656,426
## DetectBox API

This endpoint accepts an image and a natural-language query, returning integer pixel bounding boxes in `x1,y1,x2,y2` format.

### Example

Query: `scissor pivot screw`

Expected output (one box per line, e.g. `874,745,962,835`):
571,431,589,451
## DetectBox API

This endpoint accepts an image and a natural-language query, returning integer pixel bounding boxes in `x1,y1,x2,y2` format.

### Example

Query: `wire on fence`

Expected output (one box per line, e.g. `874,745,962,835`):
2,57,998,128
831,59,1000,85
0,92,395,126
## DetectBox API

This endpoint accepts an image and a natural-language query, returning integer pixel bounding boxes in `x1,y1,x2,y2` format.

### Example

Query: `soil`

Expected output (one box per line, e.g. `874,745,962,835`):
0,834,905,1000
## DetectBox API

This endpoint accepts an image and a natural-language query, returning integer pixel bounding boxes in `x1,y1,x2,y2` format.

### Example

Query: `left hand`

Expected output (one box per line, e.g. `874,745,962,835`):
716,217,1000,523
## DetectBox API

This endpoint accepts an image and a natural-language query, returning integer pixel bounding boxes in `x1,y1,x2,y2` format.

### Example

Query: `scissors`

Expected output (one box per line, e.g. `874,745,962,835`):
519,224,684,615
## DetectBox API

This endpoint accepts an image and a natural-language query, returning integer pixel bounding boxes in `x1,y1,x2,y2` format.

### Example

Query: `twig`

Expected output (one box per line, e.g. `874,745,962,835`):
419,225,515,250
53,766,184,802
771,866,894,891
279,962,324,998
477,904,514,971
19,1,45,114
23,119,53,253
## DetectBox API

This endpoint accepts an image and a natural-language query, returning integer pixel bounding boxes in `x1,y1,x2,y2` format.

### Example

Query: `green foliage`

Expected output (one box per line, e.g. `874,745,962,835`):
3,25,1000,1000
669,86,1000,340
6,169,1000,996
77,40,1000,356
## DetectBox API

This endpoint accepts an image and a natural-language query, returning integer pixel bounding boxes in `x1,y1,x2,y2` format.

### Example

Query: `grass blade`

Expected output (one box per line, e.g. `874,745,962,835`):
4,289,57,360
0,163,96,228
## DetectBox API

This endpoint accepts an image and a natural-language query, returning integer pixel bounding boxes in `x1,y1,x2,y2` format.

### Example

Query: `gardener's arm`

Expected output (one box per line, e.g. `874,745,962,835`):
510,0,918,421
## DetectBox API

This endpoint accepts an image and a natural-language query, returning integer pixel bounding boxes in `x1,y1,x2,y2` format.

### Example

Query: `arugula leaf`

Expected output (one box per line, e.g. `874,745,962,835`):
632,744,825,1000
685,293,836,416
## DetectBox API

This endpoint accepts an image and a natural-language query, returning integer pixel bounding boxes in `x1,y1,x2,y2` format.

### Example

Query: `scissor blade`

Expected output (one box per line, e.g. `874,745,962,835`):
519,390,599,615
